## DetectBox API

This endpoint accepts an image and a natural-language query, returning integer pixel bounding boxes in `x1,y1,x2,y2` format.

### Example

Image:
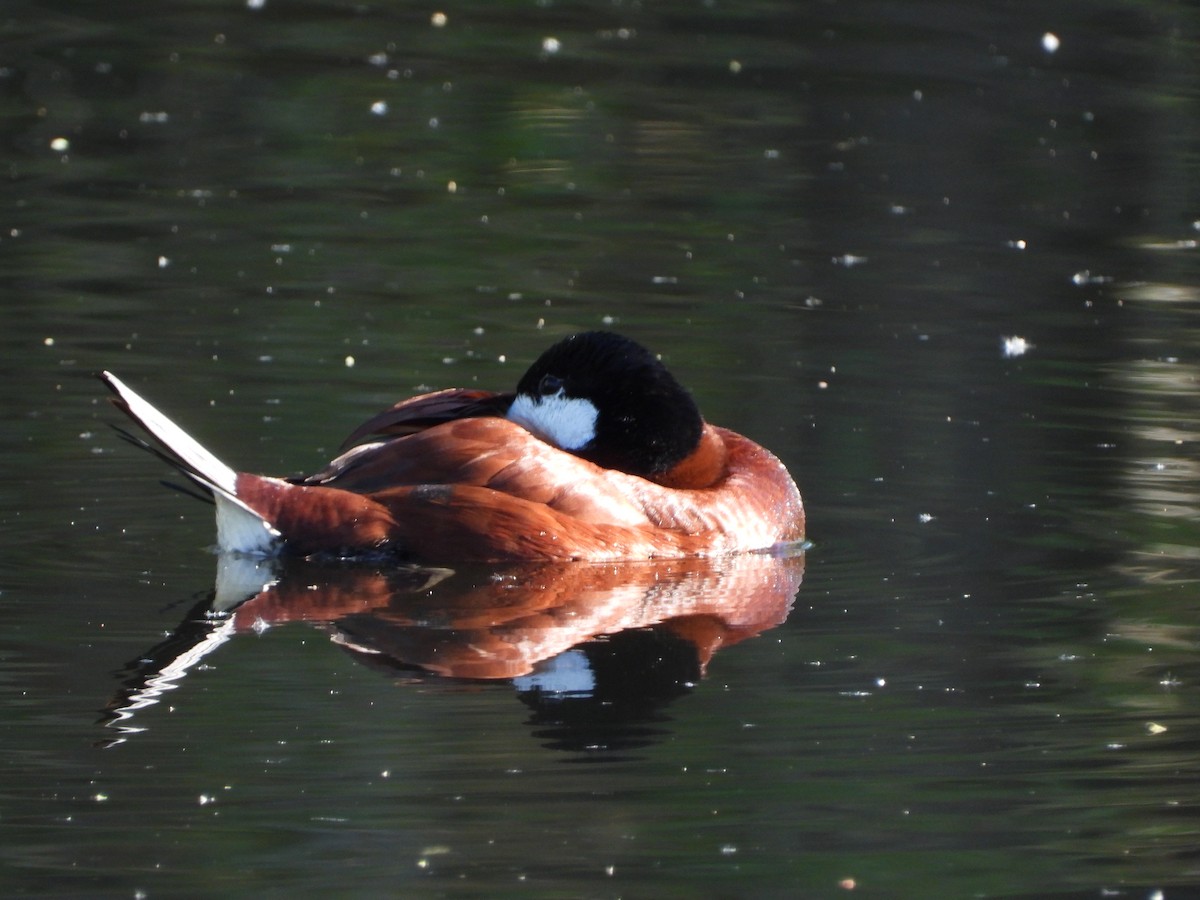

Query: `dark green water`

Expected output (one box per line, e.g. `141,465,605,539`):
4,1,1200,896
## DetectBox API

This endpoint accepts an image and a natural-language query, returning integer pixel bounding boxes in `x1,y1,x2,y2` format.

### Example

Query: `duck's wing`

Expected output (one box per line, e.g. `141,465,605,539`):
337,388,514,451
300,416,653,524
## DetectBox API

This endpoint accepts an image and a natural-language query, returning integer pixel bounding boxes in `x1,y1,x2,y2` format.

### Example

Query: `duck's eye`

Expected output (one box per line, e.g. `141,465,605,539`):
538,374,563,396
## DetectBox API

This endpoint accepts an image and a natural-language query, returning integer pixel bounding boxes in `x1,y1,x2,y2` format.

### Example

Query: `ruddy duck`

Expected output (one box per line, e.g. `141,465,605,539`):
100,331,804,561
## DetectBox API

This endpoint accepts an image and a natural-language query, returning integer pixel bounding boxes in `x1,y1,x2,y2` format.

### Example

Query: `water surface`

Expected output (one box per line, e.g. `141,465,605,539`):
4,1,1200,897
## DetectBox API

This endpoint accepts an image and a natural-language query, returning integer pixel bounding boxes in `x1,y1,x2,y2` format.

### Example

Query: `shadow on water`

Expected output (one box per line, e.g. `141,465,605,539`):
100,551,805,757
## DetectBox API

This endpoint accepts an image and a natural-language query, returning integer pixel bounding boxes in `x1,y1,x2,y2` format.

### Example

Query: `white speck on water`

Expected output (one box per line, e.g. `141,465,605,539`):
139,111,169,124
157,255,170,268
1071,270,1112,285
43,336,55,347
918,513,934,523
370,100,388,116
833,254,868,267
542,37,561,54
247,0,266,8
49,137,69,152
1007,238,1027,250
1002,336,1032,358
431,11,447,27
719,844,737,856
344,355,355,367
728,59,742,74
1042,32,1060,54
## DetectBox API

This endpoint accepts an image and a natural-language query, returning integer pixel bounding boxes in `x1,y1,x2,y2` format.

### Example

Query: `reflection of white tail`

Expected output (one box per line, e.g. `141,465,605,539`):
102,613,238,746
99,371,281,554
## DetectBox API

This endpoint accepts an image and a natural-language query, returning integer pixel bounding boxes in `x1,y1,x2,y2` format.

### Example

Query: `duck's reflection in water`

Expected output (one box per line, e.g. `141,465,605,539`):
100,550,805,753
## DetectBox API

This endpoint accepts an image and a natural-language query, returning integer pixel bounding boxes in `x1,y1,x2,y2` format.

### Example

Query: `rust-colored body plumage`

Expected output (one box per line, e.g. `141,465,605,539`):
235,396,803,560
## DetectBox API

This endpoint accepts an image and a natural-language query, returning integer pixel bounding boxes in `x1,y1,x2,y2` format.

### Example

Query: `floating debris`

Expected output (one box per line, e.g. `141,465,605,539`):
1002,336,1032,358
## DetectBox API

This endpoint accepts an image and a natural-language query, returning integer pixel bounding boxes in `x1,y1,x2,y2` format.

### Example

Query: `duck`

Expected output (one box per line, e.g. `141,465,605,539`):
99,331,805,562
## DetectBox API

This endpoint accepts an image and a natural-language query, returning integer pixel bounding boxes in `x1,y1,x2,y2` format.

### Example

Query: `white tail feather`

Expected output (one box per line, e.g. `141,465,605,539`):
101,371,281,555
101,371,238,494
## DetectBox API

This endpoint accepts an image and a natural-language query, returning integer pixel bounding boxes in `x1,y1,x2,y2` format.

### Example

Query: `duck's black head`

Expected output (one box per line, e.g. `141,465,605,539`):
507,331,703,479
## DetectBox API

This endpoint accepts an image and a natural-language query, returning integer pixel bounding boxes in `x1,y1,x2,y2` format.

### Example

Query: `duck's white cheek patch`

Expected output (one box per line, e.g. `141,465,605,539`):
507,392,598,451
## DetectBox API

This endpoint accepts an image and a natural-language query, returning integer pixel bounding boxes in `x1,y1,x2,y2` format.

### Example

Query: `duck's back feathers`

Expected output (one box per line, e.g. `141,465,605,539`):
337,388,513,450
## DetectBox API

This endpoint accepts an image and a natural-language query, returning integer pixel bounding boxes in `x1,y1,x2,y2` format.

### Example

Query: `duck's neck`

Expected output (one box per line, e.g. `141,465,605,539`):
650,424,727,489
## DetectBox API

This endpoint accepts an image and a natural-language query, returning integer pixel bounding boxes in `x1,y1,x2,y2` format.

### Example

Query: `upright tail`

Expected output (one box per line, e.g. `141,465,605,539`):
99,372,282,555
